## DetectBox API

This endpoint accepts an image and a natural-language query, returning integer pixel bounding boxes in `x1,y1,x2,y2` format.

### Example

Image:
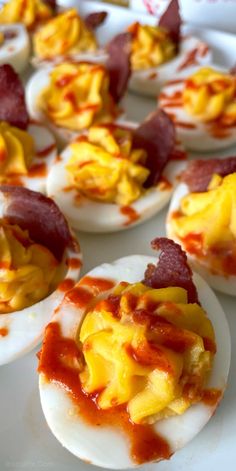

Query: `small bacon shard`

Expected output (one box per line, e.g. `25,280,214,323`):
144,237,199,304
106,32,132,103
0,64,29,130
85,11,107,30
158,0,181,47
133,109,176,188
0,186,73,261
181,157,236,192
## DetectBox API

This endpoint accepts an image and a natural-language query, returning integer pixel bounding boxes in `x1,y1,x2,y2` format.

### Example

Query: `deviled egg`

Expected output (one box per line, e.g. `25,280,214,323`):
38,237,230,468
0,64,57,193
46,110,186,232
32,8,107,68
128,0,211,97
159,66,236,151
0,0,54,31
26,32,131,146
0,185,81,366
167,157,236,295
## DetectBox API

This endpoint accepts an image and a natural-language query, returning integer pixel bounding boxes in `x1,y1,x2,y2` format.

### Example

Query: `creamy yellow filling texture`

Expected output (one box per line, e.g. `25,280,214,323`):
66,125,149,205
183,67,236,123
39,63,116,131
79,282,215,424
0,122,34,181
34,8,97,59
129,22,176,71
0,222,60,313
172,173,236,249
0,0,53,29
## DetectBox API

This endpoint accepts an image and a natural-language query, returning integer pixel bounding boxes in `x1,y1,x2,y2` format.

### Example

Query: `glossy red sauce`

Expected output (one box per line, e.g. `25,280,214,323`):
148,72,158,80
67,257,82,270
158,177,172,191
0,327,8,336
58,278,75,292
65,286,94,308
202,388,222,406
174,219,236,276
36,143,56,158
177,48,200,72
39,322,171,465
79,276,115,295
0,148,7,162
126,342,173,374
208,121,231,139
64,91,99,114
175,120,197,130
28,162,47,177
6,176,23,186
120,206,139,226
160,90,183,109
203,337,216,354
166,79,184,87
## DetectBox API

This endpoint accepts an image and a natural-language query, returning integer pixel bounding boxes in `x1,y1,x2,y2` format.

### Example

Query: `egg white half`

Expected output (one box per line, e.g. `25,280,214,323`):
166,182,236,295
31,49,108,69
0,24,30,73
159,66,236,152
39,254,231,469
129,36,212,98
46,122,186,232
0,200,82,366
13,122,57,193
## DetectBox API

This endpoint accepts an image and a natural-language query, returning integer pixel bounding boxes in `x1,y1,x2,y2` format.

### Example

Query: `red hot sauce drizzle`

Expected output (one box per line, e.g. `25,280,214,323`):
120,206,139,226
38,322,172,465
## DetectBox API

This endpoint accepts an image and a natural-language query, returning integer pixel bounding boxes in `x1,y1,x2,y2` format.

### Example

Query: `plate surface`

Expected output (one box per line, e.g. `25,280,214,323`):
0,2,236,470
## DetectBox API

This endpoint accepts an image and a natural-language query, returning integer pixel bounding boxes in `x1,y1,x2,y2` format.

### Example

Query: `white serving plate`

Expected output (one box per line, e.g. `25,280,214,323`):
0,2,236,471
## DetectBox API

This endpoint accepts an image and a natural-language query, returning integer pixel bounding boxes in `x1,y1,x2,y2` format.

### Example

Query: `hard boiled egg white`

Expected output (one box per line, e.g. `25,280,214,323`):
159,66,236,152
0,225,82,366
17,122,57,193
166,182,236,295
46,123,186,232
32,50,107,69
39,254,230,469
0,24,30,73
26,67,75,147
129,36,211,98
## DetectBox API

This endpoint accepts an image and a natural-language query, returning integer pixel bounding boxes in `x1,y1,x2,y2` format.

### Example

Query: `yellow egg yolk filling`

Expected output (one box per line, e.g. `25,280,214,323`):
172,173,236,274
39,63,117,131
0,0,53,29
128,22,176,71
33,8,97,60
0,222,60,313
66,125,149,205
79,282,215,424
183,67,236,124
0,122,34,182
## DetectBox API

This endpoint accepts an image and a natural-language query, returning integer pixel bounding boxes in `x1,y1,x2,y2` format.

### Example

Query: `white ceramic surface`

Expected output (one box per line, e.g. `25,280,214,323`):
0,3,236,471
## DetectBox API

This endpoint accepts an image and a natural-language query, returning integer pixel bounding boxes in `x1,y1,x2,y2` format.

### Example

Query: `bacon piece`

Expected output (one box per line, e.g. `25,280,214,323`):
0,64,29,130
106,32,132,103
144,237,199,304
0,186,73,261
181,157,236,192
158,0,181,47
85,11,107,30
133,110,175,188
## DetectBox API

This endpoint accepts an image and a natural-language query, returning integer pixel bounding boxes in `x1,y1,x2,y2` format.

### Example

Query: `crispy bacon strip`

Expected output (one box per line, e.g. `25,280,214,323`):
144,237,199,304
0,186,73,261
181,157,236,192
106,32,132,103
0,65,29,130
133,110,176,188
85,11,107,30
158,0,181,47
